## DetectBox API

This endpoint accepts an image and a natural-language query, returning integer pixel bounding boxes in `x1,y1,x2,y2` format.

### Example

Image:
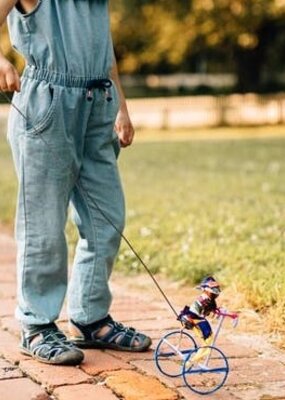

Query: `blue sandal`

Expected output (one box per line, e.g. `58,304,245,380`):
21,323,84,365
69,315,152,352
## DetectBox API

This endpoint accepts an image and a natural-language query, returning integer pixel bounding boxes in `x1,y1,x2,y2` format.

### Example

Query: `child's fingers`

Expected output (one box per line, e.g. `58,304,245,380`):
6,68,20,92
0,74,8,91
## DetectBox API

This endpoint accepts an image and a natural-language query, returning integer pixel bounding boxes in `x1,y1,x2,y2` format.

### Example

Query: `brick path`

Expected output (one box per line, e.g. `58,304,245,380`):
1,233,285,400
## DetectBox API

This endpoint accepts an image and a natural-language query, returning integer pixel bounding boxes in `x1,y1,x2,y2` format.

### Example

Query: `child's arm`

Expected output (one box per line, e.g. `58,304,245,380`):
110,57,134,148
0,0,21,92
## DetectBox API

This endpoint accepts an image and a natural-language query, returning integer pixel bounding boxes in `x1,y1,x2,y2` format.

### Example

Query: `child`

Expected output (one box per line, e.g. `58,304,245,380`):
0,0,151,365
179,276,221,363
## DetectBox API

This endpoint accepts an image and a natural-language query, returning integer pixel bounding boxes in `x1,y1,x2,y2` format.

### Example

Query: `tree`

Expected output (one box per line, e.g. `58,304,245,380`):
187,0,285,92
2,1,285,92
111,0,285,92
0,23,25,72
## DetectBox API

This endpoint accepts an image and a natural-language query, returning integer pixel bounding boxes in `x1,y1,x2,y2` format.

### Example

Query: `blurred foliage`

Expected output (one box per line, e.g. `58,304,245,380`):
110,0,285,92
1,2,285,92
0,23,25,71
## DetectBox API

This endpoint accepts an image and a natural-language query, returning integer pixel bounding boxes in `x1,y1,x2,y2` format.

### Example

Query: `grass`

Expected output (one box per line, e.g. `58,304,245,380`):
0,123,285,335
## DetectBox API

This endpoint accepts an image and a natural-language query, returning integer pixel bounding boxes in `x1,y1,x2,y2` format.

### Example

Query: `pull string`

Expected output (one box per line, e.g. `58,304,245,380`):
0,90,179,319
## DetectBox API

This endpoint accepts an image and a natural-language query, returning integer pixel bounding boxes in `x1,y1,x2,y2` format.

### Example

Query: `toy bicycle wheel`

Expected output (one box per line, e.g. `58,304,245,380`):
182,345,229,395
155,330,197,377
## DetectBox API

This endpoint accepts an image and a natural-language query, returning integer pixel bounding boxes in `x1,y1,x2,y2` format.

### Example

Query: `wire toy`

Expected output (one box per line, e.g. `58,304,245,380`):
155,307,238,395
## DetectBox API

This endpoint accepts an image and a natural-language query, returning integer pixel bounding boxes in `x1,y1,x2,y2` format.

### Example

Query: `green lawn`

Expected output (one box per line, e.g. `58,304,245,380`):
1,124,285,331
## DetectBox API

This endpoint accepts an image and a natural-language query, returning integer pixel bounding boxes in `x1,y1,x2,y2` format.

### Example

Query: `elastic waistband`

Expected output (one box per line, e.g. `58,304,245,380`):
22,66,110,88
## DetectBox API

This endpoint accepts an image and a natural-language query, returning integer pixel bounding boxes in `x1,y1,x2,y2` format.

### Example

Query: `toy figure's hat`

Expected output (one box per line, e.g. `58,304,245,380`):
197,276,221,295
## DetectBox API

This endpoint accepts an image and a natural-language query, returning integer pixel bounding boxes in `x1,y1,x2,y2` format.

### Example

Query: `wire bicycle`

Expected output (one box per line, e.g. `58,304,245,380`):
155,308,238,395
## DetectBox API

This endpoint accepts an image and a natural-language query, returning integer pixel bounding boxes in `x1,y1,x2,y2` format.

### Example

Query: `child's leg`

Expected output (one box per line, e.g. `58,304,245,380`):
67,83,125,325
7,80,75,325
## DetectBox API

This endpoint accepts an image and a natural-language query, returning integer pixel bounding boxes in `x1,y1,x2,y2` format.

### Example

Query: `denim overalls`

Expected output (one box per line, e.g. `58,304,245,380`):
7,0,125,326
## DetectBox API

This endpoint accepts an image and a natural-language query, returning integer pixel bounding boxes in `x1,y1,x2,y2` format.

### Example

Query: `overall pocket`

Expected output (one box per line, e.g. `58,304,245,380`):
24,80,60,136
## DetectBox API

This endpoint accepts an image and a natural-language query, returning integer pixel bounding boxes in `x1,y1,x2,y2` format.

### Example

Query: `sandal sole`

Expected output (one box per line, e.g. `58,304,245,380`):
71,337,152,352
19,346,84,365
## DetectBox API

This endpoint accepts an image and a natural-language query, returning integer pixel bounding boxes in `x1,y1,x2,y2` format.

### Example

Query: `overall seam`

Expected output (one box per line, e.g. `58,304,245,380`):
20,145,29,313
75,181,99,324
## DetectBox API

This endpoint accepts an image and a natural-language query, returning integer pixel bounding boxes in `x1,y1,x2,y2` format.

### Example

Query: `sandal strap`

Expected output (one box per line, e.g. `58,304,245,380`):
92,319,147,348
70,316,152,350
24,325,79,361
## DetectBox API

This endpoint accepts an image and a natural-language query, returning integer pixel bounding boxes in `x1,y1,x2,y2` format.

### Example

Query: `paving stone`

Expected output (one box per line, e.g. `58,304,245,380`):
234,382,285,400
0,358,23,379
126,318,179,332
0,257,16,266
111,296,148,306
103,370,179,400
219,342,259,359
0,377,51,400
0,330,30,364
110,310,171,323
105,348,154,363
0,317,21,336
131,359,182,388
0,282,16,299
1,232,285,400
0,299,16,317
177,385,239,400
142,330,167,340
227,358,285,386
0,270,16,282
80,350,134,375
53,383,119,400
0,255,16,265
19,360,93,391
0,359,14,367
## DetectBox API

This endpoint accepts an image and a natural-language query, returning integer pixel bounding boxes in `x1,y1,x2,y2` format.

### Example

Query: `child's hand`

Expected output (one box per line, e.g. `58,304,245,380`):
114,106,135,147
0,55,20,92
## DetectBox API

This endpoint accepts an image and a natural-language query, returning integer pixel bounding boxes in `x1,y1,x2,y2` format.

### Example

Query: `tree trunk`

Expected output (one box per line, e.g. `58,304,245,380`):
234,20,278,93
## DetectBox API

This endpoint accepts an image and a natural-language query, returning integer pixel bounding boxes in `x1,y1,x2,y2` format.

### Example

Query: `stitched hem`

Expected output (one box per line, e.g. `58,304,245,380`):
20,142,29,316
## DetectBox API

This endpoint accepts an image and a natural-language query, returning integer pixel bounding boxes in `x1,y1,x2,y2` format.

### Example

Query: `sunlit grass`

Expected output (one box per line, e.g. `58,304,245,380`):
0,123,284,334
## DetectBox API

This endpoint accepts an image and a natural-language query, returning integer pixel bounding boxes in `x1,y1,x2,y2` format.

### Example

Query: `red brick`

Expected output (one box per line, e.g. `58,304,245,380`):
80,350,134,376
234,382,285,400
0,282,16,299
140,330,166,340
105,348,154,363
0,299,15,316
0,378,51,400
1,317,21,336
218,342,259,359
130,359,181,388
120,318,179,332
0,270,16,282
0,358,23,379
177,385,239,400
0,330,30,364
19,360,93,391
103,370,179,400
227,358,285,386
110,310,171,323
53,383,119,400
110,304,153,319
0,255,16,265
